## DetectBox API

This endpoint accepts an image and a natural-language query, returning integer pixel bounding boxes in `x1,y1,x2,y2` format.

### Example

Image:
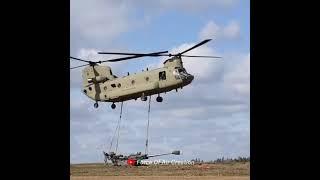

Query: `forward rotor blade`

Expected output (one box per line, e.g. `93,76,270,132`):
98,51,168,56
129,54,222,59
70,56,92,63
179,39,212,55
70,63,90,69
180,55,221,58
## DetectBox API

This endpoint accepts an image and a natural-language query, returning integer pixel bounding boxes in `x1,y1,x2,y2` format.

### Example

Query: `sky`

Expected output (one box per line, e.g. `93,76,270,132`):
70,0,250,164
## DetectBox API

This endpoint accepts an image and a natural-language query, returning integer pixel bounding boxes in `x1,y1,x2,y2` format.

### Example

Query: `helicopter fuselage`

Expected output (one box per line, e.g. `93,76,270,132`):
82,57,194,103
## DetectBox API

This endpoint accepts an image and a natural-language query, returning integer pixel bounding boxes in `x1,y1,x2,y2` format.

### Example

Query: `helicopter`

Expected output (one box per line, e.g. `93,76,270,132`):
70,39,221,109
103,150,181,166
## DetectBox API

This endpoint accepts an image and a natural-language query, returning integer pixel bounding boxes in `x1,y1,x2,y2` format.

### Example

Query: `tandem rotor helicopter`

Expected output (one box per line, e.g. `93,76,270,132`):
70,39,221,109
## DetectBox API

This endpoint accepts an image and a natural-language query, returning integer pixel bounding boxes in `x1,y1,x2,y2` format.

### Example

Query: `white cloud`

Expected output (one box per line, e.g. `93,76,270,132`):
77,48,99,60
199,21,221,40
223,21,241,39
135,0,239,12
224,53,250,97
70,0,241,53
199,20,241,40
71,0,133,40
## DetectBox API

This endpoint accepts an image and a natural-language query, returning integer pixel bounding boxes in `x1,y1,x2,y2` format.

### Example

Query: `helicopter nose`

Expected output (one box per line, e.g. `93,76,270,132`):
183,74,194,84
185,74,194,82
189,74,194,81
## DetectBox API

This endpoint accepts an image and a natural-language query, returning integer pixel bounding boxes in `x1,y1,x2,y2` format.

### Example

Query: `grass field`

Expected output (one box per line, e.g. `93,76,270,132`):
70,162,249,179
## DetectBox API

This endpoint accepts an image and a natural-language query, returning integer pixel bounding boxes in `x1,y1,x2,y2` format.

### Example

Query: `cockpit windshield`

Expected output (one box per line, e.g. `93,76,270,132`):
178,68,183,73
177,68,187,74
174,67,190,80
175,67,186,73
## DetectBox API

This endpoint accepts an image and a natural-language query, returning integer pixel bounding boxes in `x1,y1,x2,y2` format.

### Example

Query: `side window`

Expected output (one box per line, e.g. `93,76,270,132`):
111,84,116,88
174,70,180,80
159,71,166,80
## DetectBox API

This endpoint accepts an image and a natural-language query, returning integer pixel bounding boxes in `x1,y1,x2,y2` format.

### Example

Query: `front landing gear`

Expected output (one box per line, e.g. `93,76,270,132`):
94,102,99,108
111,103,116,109
156,96,163,102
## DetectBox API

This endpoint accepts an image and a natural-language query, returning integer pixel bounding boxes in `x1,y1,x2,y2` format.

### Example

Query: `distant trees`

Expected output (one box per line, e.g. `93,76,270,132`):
190,158,204,164
191,156,250,164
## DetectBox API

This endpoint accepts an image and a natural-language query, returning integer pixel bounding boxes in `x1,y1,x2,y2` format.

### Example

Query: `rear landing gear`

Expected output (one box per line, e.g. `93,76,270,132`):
156,96,163,102
94,102,99,108
111,103,116,109
141,93,148,101
141,93,147,101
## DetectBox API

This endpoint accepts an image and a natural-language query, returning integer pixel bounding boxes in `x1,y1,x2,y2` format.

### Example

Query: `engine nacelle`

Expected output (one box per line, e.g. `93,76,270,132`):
82,65,114,86
87,76,108,84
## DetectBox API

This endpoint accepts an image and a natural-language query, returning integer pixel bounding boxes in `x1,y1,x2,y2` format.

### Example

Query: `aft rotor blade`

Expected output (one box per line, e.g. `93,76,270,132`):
98,51,168,56
180,55,222,58
100,51,169,63
179,39,212,55
85,83,93,87
101,55,147,62
70,63,90,69
70,56,92,63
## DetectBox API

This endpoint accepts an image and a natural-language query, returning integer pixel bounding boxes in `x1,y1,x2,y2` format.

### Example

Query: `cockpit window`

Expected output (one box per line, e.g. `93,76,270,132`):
173,70,180,79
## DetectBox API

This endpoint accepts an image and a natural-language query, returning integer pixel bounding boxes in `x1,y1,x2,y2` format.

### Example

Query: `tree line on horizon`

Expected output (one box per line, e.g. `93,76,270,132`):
191,156,250,164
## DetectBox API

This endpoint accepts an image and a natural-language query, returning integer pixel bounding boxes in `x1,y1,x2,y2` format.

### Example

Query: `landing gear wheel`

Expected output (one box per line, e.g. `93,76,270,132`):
156,96,163,102
94,102,99,108
111,103,116,109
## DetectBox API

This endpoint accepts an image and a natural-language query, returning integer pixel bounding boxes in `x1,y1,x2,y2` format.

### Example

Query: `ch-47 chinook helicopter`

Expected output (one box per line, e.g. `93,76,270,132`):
70,39,220,109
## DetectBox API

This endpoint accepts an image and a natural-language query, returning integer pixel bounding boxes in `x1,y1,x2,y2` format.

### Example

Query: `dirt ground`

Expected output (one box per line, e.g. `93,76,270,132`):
70,162,249,179
70,176,249,180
